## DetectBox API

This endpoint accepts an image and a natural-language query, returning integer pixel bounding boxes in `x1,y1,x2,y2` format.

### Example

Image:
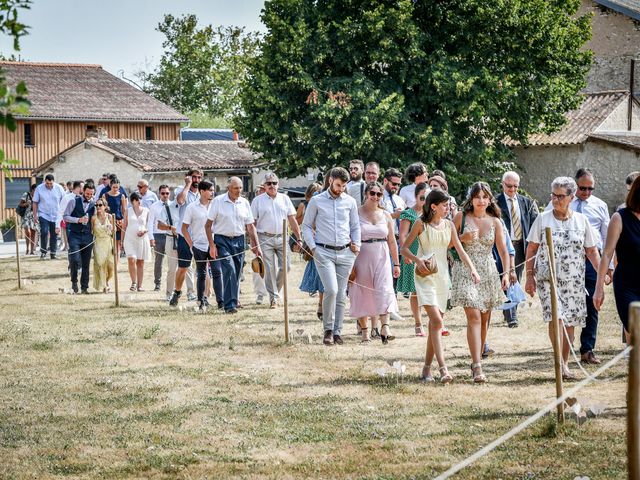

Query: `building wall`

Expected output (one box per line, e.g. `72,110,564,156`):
1,120,181,219
513,141,640,211
596,99,640,131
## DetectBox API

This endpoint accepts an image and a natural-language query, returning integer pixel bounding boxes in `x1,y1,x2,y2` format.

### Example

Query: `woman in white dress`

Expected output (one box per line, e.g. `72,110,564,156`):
123,192,152,292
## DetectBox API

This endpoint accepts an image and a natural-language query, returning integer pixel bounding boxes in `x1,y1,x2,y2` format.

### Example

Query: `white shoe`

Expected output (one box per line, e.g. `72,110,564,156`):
187,293,197,302
389,311,403,321
256,295,264,305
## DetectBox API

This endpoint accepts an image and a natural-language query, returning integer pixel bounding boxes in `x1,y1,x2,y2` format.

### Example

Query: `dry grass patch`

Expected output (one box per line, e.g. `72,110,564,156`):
0,254,628,479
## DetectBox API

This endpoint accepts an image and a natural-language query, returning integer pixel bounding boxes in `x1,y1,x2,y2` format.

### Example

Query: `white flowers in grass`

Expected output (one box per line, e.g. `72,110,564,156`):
374,361,406,384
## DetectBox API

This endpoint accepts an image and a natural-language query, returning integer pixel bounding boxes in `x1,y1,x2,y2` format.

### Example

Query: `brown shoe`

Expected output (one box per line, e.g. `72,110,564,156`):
581,351,601,365
323,330,334,346
333,334,344,345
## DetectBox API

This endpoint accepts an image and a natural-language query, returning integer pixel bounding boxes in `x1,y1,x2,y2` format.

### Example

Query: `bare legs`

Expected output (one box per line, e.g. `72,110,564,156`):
127,258,145,290
422,305,451,382
548,321,576,376
465,307,488,382
410,294,424,334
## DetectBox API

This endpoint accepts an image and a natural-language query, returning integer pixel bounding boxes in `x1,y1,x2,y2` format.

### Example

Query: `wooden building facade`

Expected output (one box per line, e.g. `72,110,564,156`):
0,61,188,221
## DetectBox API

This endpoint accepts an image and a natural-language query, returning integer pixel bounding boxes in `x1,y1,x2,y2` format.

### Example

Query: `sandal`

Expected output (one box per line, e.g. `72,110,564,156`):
439,366,453,384
441,326,450,337
370,327,381,339
562,369,578,381
358,320,370,343
471,363,486,383
137,286,144,292
415,325,426,337
130,283,137,292
380,323,395,345
421,364,434,383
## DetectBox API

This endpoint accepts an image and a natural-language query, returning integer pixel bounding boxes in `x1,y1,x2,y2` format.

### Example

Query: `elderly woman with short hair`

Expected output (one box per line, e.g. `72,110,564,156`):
524,177,601,380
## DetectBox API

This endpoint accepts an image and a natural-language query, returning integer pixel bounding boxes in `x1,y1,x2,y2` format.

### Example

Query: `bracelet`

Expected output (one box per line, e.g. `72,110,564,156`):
393,264,400,267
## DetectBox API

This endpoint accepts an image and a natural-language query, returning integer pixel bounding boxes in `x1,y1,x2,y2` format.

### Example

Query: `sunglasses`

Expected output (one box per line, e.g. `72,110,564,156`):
369,191,383,198
96,203,104,207
391,181,401,187
160,191,170,195
418,196,426,201
265,181,278,186
578,186,595,192
137,185,146,189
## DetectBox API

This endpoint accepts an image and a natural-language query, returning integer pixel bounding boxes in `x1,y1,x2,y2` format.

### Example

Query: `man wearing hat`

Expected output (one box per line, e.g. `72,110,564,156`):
251,173,302,309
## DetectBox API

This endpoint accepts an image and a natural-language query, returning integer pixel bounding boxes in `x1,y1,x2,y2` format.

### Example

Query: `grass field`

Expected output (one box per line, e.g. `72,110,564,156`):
0,253,629,479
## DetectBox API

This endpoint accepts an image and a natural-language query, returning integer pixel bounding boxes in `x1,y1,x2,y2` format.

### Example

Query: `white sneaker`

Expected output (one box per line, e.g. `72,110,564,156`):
389,311,403,321
187,293,197,302
256,295,264,305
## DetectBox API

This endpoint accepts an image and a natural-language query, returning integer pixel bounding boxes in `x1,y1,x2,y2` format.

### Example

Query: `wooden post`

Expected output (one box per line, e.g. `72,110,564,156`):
628,302,640,480
112,214,120,307
15,217,22,290
282,218,289,342
545,227,564,424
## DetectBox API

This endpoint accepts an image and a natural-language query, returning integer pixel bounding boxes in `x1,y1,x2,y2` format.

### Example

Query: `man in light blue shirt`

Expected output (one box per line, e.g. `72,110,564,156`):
303,167,361,346
32,174,66,259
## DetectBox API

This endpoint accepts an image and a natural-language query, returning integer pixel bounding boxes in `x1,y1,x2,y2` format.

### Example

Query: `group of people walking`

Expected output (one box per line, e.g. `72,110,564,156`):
17,163,640,383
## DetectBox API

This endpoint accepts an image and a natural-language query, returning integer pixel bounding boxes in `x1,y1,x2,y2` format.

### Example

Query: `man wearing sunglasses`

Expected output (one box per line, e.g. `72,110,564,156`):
148,185,177,296
346,159,366,204
573,168,610,365
251,173,302,309
136,179,158,209
63,182,96,293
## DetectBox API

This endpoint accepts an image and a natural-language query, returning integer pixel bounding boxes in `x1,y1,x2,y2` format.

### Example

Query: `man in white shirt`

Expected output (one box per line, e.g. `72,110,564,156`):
33,174,66,259
206,177,262,314
251,172,302,309
148,185,173,294
181,180,215,310
399,163,429,208
136,179,159,209
303,167,361,346
382,168,406,238
168,169,201,305
346,159,366,204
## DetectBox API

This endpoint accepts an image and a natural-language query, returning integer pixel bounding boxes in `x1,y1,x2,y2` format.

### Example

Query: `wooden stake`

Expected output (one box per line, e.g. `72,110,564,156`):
628,302,640,480
15,217,22,290
112,214,120,307
545,227,564,424
282,218,289,343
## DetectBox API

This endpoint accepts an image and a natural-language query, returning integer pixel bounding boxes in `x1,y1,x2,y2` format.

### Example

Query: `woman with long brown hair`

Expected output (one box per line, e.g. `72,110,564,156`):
451,182,510,383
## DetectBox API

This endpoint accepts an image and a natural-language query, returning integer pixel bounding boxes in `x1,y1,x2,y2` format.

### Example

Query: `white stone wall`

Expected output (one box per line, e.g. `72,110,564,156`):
514,141,640,212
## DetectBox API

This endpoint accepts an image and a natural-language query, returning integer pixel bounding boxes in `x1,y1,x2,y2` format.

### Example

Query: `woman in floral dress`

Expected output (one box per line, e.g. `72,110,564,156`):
525,177,600,380
451,182,510,383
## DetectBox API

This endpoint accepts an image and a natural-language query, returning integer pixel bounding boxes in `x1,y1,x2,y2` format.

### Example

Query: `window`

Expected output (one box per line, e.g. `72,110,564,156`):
4,177,30,209
145,126,154,140
24,123,34,147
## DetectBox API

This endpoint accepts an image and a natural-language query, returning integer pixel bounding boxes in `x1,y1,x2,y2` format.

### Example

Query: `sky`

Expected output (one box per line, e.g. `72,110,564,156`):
0,0,266,79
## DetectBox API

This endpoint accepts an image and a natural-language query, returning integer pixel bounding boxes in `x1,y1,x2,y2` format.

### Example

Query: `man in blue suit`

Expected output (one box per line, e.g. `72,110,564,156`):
63,183,96,294
496,171,538,328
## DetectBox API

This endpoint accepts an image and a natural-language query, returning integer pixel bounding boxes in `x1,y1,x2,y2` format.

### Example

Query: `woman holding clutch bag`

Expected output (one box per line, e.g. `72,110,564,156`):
451,182,509,383
402,189,479,383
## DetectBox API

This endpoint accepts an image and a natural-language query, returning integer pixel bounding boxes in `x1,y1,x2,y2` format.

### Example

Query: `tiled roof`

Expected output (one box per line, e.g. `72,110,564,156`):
588,132,640,151
0,61,189,123
594,0,640,21
505,91,629,147
181,128,240,141
36,139,261,174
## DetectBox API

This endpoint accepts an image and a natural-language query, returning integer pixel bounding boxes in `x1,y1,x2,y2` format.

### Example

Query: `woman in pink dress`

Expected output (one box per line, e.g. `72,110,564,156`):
349,182,401,344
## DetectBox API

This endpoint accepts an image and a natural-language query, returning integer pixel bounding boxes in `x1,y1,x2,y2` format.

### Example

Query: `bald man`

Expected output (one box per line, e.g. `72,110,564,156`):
206,177,262,314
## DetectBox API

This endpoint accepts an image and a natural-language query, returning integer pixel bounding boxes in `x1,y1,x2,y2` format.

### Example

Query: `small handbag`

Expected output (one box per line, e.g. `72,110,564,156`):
415,253,438,277
300,242,313,262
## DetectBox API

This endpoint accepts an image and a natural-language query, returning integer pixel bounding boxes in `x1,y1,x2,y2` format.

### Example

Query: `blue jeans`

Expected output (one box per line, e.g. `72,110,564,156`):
214,235,245,311
580,259,598,354
39,217,58,256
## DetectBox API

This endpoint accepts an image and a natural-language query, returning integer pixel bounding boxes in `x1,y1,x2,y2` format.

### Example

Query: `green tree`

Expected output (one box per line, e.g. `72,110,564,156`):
0,0,31,175
236,0,591,196
138,14,260,126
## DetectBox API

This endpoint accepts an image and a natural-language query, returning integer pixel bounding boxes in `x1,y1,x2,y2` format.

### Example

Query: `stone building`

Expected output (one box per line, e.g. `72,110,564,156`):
33,139,261,196
507,90,640,211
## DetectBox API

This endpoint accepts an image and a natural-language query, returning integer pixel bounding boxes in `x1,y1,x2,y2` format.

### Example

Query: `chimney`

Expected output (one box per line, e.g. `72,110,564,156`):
232,130,239,141
629,59,635,132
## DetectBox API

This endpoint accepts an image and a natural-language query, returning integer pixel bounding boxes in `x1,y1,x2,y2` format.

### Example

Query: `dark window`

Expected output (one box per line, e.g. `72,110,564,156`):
145,126,154,140
86,125,97,132
4,177,30,208
24,123,34,146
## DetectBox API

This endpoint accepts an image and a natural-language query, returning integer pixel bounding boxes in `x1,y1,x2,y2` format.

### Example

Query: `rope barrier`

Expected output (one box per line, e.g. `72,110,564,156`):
433,345,631,480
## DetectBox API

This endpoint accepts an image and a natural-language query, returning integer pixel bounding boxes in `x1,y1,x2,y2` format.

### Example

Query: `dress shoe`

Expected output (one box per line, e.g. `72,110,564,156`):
71,283,79,294
270,299,277,309
226,308,238,314
50,254,59,260
581,351,601,365
333,334,344,345
507,320,519,328
323,330,334,346
81,289,89,295
154,284,161,292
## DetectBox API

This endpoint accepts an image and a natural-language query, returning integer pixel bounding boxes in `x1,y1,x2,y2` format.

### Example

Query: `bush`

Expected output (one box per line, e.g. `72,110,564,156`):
0,217,16,231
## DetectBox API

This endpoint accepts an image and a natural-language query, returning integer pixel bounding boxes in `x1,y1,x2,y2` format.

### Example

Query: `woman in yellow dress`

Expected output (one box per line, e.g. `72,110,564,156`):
92,201,115,293
401,189,479,383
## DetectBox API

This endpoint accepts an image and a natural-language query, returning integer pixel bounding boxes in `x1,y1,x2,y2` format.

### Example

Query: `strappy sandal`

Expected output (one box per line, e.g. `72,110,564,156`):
130,283,137,292
471,362,486,383
421,364,434,383
439,366,453,384
380,323,395,345
415,325,426,337
358,320,370,343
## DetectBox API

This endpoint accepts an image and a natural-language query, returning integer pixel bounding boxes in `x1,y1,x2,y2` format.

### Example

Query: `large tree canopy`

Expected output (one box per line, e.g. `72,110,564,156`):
139,14,260,126
237,0,591,194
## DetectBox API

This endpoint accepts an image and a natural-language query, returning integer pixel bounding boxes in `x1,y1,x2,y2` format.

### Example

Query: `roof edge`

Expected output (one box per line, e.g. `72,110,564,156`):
0,61,103,68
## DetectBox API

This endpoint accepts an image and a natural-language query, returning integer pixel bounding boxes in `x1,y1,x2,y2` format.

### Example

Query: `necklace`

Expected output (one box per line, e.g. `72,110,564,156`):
552,210,572,222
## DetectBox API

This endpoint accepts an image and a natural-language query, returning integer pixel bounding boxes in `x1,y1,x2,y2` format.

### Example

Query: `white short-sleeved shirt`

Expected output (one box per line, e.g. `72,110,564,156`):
208,193,254,238
182,201,211,251
527,210,597,249
399,184,430,208
251,192,296,235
